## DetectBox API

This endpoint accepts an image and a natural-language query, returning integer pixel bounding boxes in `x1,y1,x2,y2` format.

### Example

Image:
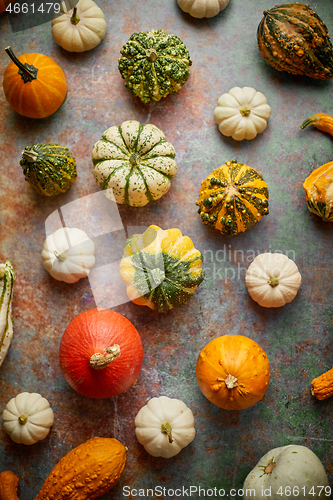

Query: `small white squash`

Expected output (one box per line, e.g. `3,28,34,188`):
41,227,95,284
243,445,329,499
52,0,107,53
92,120,177,207
3,392,54,445
0,261,15,367
213,86,271,141
135,396,195,458
177,0,230,18
245,252,301,308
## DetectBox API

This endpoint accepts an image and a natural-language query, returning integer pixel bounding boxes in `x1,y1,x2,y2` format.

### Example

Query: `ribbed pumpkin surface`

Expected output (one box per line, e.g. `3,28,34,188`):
20,143,77,196
196,159,269,236
3,53,67,118
257,3,333,79
303,161,333,221
120,225,204,312
92,120,177,207
118,29,192,103
196,335,271,410
34,437,127,500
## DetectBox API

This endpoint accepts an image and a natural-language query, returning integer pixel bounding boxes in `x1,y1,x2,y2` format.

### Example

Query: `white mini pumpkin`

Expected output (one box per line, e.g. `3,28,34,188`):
245,252,301,308
213,86,271,141
177,0,230,18
243,445,329,498
52,0,107,53
3,392,54,445
92,120,177,207
41,227,95,284
135,396,195,458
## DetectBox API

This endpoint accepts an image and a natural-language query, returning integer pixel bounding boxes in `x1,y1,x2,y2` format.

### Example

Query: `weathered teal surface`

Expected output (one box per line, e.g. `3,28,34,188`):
0,0,332,498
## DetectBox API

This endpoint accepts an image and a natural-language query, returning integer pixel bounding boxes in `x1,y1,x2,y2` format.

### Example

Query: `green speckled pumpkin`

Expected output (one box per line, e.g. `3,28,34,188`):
118,29,192,103
257,3,333,80
196,160,269,236
20,143,77,196
120,225,204,313
92,120,177,207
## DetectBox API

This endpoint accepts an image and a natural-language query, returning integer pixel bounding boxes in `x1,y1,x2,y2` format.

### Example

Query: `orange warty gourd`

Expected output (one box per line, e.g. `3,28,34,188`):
0,437,127,500
3,46,67,119
196,335,271,410
311,367,333,400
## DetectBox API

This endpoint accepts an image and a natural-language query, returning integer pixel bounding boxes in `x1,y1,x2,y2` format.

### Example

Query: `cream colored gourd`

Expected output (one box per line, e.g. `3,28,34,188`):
0,261,15,367
41,227,95,284
3,392,54,445
52,0,106,53
243,445,329,498
245,252,301,308
214,86,271,141
135,396,195,458
92,120,177,207
177,0,230,18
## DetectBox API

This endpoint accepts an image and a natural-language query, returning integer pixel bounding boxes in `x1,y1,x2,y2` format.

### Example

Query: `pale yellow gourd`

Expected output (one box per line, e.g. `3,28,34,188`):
135,396,195,458
52,0,106,53
3,392,54,445
214,86,271,141
245,252,301,308
177,0,230,18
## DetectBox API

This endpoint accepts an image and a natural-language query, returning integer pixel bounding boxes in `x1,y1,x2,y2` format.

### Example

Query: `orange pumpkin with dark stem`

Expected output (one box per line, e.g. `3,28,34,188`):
59,308,144,399
3,46,67,119
196,335,271,410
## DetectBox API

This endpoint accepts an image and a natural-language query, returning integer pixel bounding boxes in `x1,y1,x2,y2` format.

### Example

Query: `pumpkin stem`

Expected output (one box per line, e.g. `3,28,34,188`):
224,374,238,389
146,48,158,62
18,414,28,425
300,115,318,129
5,46,38,83
70,6,80,25
21,150,39,163
54,250,67,262
90,344,121,369
240,106,251,117
161,422,174,443
129,153,141,167
264,459,277,474
268,277,279,287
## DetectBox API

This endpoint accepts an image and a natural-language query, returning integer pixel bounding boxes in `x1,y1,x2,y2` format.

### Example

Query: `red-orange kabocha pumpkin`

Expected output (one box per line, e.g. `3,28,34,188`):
3,46,67,119
196,335,271,410
59,308,144,399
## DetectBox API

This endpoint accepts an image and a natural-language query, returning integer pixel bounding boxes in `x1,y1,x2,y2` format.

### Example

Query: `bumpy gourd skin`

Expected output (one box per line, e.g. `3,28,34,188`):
20,143,77,196
257,3,333,79
118,29,192,103
196,159,269,236
311,367,333,400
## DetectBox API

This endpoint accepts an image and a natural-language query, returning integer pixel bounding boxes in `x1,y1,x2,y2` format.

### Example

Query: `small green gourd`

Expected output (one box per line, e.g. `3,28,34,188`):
118,29,192,103
20,143,77,196
0,261,15,367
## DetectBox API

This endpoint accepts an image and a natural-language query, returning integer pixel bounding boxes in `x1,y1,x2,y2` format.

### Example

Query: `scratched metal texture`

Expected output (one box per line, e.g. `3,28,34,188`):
0,0,332,498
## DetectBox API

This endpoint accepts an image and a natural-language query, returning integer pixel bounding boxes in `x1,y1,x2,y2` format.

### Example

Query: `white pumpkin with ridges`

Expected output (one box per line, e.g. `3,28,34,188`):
177,0,230,18
41,227,95,284
52,0,107,53
92,120,177,207
245,252,301,308
135,396,195,458
3,392,54,445
214,86,271,141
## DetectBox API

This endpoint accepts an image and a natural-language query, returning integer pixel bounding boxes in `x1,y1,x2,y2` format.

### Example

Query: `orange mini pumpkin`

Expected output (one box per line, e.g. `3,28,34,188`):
3,46,67,119
196,335,270,410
